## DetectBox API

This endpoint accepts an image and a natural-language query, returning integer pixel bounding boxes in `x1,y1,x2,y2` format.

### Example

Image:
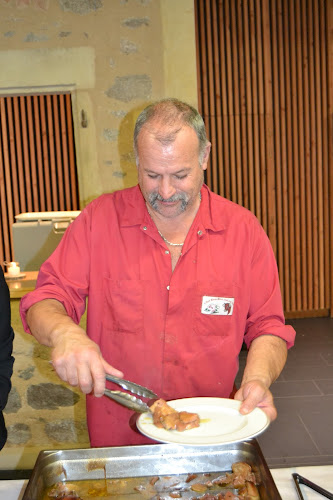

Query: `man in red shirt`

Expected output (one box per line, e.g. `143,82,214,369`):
20,98,295,447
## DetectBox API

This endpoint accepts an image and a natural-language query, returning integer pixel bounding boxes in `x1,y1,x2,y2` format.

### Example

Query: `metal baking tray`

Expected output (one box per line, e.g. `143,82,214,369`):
23,439,281,499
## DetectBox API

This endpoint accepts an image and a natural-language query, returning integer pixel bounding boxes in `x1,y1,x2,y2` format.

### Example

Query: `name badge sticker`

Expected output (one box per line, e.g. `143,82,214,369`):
201,296,234,315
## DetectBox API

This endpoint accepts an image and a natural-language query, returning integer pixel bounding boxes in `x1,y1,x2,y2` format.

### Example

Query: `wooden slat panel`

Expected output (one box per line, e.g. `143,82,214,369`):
65,94,79,207
195,0,332,317
329,0,333,317
0,92,80,265
33,95,46,212
46,94,58,210
60,95,71,207
218,0,231,199
40,95,52,209
26,95,39,212
20,95,33,212
0,99,12,262
1,99,14,259
12,96,27,214
295,0,307,310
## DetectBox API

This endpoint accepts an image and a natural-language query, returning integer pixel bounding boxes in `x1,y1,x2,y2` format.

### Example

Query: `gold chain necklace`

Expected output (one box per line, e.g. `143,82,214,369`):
157,230,184,247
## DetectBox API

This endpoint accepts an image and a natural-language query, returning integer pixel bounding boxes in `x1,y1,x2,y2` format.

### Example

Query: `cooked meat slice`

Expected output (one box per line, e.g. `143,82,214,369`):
150,399,200,432
231,462,252,476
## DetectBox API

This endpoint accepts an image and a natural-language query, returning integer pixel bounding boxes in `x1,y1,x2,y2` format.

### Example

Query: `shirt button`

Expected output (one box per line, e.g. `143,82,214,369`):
165,250,169,254
166,285,170,290
143,226,147,230
198,230,203,236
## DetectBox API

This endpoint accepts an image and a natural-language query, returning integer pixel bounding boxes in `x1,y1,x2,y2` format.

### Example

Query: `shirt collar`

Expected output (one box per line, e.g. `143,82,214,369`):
120,184,227,233
199,184,226,233
120,185,149,227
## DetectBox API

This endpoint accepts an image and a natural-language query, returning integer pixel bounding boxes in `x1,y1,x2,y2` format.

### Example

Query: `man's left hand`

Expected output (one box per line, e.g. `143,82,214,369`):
234,379,277,422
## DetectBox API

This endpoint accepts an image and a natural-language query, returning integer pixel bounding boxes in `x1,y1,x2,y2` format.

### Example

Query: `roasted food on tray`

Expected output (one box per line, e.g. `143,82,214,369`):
44,461,260,499
150,398,200,431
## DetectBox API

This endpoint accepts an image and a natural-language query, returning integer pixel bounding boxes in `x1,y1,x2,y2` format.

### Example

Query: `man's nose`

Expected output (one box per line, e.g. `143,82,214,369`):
158,179,175,200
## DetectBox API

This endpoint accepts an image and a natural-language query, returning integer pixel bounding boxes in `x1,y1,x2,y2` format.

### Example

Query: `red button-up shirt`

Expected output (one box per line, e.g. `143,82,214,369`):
20,185,295,447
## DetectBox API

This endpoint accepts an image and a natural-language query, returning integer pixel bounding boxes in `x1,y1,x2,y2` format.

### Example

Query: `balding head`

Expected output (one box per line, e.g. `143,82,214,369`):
134,98,209,166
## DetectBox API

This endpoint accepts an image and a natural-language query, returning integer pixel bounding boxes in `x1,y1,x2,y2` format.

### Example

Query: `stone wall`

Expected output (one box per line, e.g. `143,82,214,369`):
2,299,90,469
0,0,197,207
0,0,197,470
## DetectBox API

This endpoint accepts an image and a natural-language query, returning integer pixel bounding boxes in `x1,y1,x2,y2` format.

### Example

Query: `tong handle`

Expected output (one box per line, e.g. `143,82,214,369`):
105,374,157,399
292,473,333,500
104,389,150,413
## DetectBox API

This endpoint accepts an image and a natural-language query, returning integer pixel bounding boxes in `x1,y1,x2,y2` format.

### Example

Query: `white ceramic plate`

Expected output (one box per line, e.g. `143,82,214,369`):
137,397,270,446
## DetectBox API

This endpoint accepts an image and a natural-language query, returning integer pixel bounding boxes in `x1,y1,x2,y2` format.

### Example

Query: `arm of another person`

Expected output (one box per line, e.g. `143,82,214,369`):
26,299,123,398
234,335,287,421
0,268,14,450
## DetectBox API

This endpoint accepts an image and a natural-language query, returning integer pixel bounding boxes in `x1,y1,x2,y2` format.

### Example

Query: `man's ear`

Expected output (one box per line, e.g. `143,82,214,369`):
201,142,211,171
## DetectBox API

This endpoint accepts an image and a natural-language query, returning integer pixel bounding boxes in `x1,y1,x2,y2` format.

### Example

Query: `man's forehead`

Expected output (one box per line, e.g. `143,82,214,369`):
138,122,198,145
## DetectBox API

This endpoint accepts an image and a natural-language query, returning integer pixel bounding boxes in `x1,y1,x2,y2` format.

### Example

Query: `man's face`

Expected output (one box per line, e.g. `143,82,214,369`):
137,125,209,219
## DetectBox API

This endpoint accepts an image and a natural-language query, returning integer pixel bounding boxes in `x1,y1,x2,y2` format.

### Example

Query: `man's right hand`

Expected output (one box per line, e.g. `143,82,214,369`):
26,299,123,397
51,326,123,397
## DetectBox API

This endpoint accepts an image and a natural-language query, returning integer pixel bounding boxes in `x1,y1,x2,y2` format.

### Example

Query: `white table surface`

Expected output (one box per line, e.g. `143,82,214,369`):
0,465,332,499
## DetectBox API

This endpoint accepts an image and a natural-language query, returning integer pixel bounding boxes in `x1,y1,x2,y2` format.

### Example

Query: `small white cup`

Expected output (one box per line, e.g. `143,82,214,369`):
5,262,21,277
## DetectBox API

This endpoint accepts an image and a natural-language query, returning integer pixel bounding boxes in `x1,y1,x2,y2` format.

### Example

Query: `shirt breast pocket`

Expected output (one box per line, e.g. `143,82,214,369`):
102,278,144,334
193,281,239,336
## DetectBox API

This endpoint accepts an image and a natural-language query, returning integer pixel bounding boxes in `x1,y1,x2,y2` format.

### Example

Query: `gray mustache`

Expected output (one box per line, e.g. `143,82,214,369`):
151,194,186,203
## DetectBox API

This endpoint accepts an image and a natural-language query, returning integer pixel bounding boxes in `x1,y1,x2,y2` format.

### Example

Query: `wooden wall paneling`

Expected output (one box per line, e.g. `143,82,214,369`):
19,96,33,213
314,0,327,312
1,99,14,259
230,0,243,207
195,0,211,187
282,0,296,312
65,95,79,207
279,0,291,312
224,1,237,202
308,0,319,310
0,93,80,263
256,0,269,235
0,99,12,261
60,95,71,207
236,0,246,208
319,0,330,308
205,0,219,193
40,96,52,209
295,0,308,311
46,94,58,210
243,1,255,215
211,0,223,196
262,0,277,253
328,0,333,317
12,96,27,215
300,0,313,312
249,2,263,227
26,96,39,212
195,0,332,316
271,0,284,306
53,94,65,211
218,0,231,200
11,97,23,216
288,0,301,311
33,95,46,212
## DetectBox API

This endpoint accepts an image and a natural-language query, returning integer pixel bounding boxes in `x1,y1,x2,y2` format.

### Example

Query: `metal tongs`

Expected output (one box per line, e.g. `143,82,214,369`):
292,473,333,499
104,374,157,413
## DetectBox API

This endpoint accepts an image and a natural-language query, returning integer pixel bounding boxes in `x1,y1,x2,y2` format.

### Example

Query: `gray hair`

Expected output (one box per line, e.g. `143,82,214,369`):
133,98,209,165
